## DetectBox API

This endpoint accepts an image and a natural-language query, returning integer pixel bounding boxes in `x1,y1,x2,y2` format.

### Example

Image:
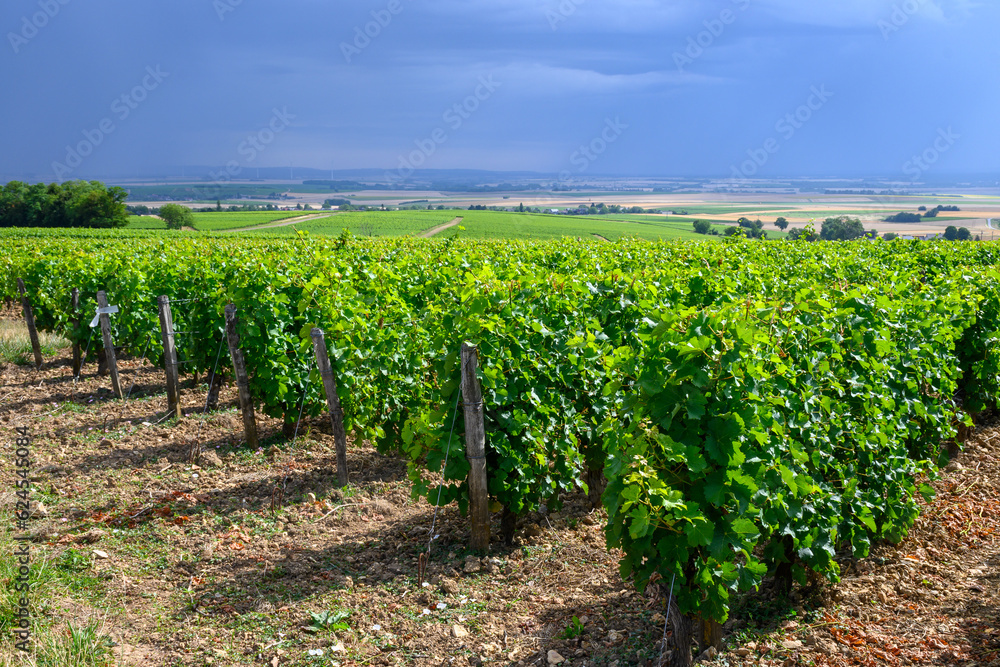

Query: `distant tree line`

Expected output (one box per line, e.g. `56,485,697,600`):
786,217,871,242
944,225,973,241
824,189,906,195
302,180,390,191
0,181,128,228
884,212,923,223
885,205,961,222
127,201,287,216
692,220,714,235
733,217,767,238
193,201,284,213
159,204,194,230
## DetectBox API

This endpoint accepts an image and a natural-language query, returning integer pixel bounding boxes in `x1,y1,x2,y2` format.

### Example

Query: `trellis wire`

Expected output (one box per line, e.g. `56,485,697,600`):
122,332,154,404
282,345,315,492
74,328,97,382
191,331,228,440
427,381,463,555
656,574,677,667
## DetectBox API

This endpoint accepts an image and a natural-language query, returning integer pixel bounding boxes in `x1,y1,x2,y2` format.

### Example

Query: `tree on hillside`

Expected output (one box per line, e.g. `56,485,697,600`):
943,226,959,241
0,180,128,228
774,217,789,230
883,232,898,240
692,219,711,235
820,216,865,241
159,203,194,230
885,212,923,223
788,225,818,242
957,227,972,241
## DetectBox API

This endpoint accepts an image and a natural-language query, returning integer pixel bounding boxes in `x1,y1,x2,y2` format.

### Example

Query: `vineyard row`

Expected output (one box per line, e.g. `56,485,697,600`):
4,233,1000,651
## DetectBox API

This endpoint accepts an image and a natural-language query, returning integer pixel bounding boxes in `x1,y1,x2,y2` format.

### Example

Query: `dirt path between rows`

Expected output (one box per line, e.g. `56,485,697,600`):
715,420,1000,667
218,213,333,233
419,217,463,238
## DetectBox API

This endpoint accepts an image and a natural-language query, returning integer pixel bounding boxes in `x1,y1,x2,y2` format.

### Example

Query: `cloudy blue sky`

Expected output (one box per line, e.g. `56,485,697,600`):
1,0,997,182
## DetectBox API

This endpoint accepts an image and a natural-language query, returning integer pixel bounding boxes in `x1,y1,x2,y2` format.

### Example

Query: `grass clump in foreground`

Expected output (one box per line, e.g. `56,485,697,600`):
0,534,116,667
0,320,69,365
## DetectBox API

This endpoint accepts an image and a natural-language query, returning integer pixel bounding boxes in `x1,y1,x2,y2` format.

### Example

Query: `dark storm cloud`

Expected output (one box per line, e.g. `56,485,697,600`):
0,0,996,181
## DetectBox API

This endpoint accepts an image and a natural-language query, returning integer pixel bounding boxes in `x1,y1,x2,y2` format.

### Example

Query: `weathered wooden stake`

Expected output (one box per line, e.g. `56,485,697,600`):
224,304,258,448
206,370,224,411
96,291,123,399
666,598,694,667
461,342,490,553
71,288,82,377
311,328,349,487
16,279,43,369
157,296,182,420
697,617,722,655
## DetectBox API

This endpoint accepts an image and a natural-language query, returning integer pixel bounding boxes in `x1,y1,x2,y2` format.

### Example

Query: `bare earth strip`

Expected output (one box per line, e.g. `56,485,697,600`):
218,213,334,233
419,217,464,238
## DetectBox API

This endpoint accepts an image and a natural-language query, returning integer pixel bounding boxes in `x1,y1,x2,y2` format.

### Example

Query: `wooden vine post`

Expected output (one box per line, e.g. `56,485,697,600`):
461,342,490,553
70,288,82,377
697,617,722,656
666,599,693,667
311,328,349,487
157,296,182,420
96,291,123,399
224,304,258,448
16,279,43,369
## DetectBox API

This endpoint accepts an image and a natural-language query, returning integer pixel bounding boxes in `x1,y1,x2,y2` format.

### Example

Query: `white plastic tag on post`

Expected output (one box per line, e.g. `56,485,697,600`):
89,305,119,328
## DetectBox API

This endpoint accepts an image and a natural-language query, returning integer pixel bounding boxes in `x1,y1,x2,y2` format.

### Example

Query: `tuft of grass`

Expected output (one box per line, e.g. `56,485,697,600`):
26,621,116,667
0,319,69,365
0,535,115,666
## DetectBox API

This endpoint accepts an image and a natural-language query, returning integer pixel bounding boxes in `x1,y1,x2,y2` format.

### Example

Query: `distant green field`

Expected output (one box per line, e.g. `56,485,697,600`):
126,216,170,229
128,209,793,240
126,210,314,231
449,211,711,241
660,205,787,215
245,210,734,241
245,210,459,237
192,211,313,231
